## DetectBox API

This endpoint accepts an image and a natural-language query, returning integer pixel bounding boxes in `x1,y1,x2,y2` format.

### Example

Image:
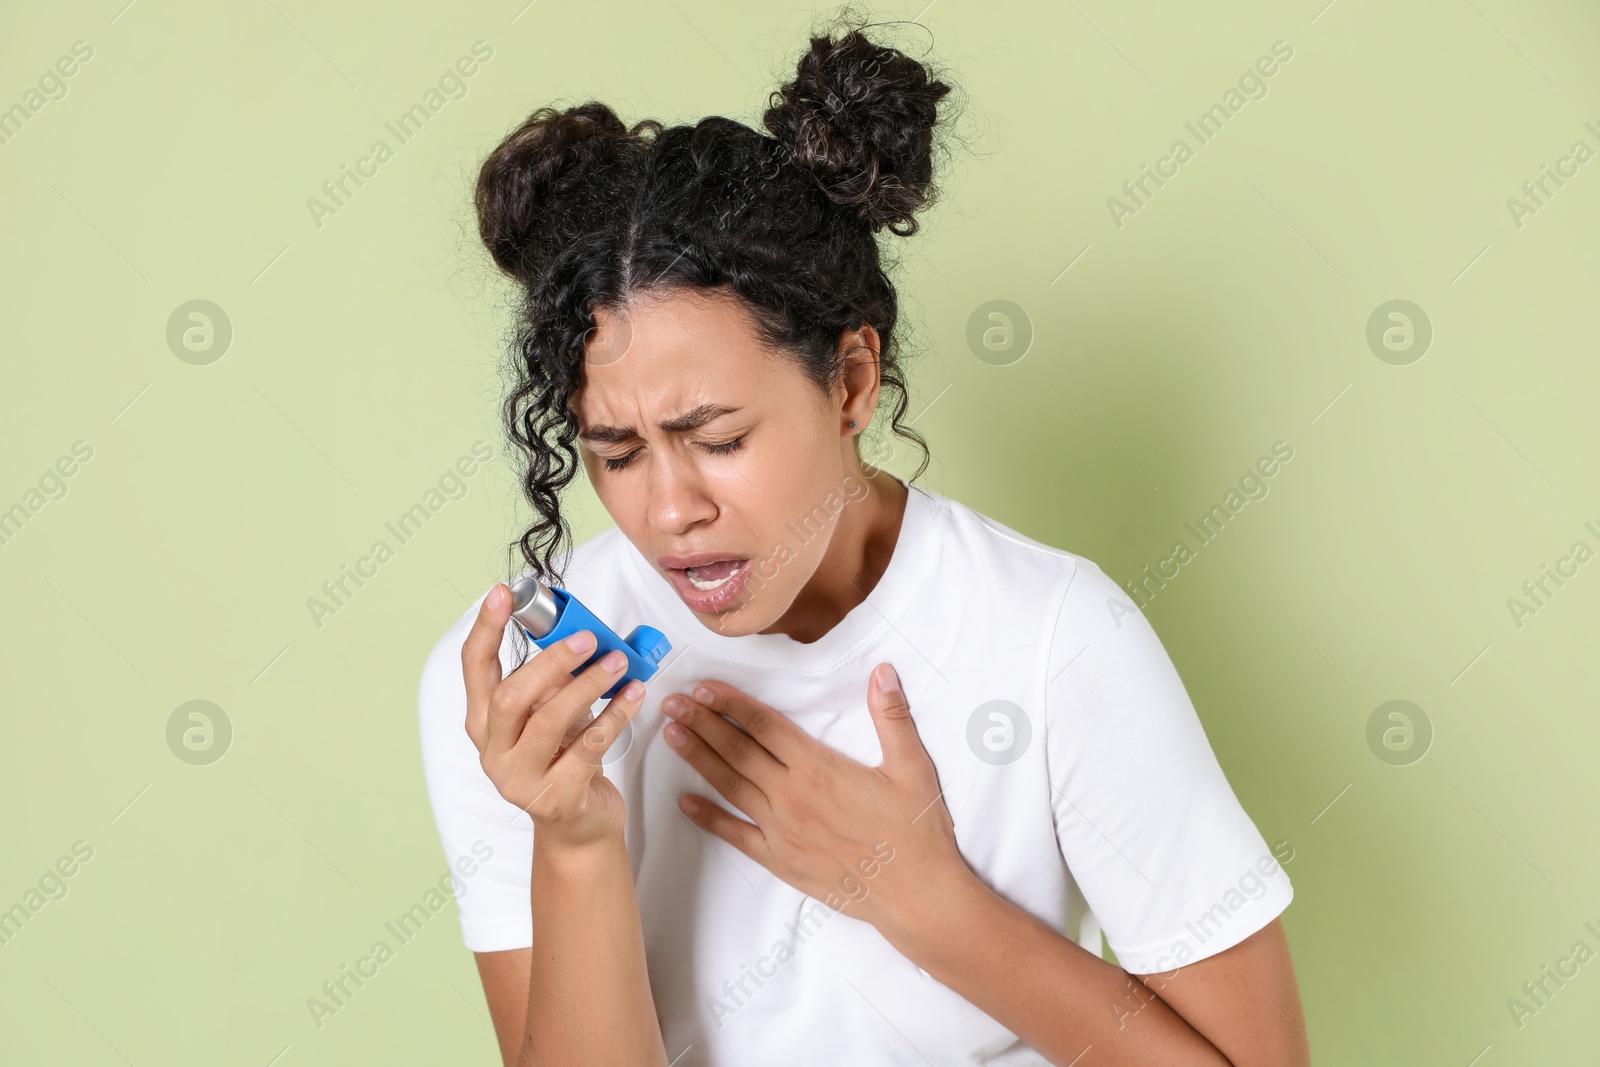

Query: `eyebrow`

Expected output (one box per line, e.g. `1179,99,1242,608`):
578,404,741,445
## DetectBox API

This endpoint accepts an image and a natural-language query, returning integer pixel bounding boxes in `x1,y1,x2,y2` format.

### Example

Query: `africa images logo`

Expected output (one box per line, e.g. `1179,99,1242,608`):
304,41,494,230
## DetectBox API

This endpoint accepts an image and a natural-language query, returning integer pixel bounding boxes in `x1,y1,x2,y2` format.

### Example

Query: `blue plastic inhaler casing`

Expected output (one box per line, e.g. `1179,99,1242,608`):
508,575,671,700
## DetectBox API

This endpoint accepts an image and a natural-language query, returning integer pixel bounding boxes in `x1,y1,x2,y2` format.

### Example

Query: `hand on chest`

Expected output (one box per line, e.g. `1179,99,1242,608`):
619,650,1050,907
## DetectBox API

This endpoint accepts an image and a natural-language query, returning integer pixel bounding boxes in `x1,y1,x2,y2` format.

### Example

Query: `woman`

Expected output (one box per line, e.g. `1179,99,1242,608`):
419,18,1308,1067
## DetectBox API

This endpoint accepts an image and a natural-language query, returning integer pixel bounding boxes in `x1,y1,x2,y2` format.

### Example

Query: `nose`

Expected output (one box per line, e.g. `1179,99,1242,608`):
645,446,717,535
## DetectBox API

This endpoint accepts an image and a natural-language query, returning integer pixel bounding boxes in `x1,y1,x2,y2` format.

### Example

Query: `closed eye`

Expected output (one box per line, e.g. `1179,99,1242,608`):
600,434,745,472
602,449,641,472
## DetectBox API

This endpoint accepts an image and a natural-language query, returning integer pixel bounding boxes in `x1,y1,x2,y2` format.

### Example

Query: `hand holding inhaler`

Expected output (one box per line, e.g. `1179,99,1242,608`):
460,579,671,847
508,576,672,698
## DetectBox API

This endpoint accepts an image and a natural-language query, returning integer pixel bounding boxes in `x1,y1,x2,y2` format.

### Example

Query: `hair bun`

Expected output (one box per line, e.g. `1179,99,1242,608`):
763,26,951,236
475,102,649,283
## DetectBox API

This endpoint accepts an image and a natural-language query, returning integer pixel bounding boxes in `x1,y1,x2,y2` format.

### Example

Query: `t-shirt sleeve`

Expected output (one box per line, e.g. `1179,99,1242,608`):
1042,558,1292,974
417,589,536,953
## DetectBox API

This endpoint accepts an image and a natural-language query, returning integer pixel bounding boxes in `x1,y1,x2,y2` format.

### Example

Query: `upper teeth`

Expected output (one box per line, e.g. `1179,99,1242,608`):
687,563,742,591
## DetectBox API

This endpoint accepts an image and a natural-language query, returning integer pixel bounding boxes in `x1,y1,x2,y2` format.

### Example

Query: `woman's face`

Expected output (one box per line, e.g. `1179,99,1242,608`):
572,288,876,636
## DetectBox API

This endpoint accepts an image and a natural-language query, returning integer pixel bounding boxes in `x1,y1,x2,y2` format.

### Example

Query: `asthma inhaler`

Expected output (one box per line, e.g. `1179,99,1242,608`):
507,575,672,700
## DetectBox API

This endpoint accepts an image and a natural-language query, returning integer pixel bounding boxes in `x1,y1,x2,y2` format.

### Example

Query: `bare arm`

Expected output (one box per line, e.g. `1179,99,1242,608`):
475,837,664,1067
1130,917,1310,1067
474,947,532,1067
878,862,1308,1067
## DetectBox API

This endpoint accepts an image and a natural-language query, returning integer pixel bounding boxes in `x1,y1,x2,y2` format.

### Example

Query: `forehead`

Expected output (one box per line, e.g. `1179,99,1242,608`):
573,289,789,421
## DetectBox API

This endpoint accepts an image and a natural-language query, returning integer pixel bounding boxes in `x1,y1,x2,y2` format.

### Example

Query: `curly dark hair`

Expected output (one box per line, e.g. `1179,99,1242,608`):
474,14,953,585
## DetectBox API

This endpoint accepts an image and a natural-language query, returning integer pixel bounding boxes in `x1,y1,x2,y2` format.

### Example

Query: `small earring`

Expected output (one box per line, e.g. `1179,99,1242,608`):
849,421,857,430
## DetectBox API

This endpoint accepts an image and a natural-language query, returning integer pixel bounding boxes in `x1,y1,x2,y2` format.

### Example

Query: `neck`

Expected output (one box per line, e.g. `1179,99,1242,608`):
762,465,910,644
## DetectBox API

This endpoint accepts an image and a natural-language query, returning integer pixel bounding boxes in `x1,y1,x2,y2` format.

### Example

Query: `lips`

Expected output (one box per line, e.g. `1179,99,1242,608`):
657,552,753,614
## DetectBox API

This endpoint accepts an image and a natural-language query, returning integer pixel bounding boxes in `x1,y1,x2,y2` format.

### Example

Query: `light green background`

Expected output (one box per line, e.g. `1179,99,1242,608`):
3,0,1598,1063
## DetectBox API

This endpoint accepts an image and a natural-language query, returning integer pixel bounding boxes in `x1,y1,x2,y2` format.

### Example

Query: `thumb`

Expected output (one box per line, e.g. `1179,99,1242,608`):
867,663,925,772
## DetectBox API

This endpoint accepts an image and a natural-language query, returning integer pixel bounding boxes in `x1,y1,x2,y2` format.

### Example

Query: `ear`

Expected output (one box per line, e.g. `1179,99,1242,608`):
835,323,882,436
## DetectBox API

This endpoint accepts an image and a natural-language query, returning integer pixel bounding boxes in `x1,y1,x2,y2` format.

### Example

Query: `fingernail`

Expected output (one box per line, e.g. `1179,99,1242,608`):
664,722,687,746
622,679,645,701
660,694,686,718
566,630,596,653
600,649,628,673
487,584,506,610
874,663,901,693
692,684,715,703
680,795,700,815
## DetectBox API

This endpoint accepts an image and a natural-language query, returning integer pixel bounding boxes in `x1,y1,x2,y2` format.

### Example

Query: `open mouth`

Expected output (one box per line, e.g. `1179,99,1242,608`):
659,555,752,614
685,559,744,591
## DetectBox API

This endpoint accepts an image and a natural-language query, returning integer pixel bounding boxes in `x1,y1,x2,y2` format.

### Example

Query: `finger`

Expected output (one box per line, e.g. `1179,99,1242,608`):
553,708,594,755
661,693,785,787
661,720,772,824
866,663,927,774
512,647,631,769
484,628,599,754
678,793,768,864
462,583,514,749
686,680,808,765
547,678,648,792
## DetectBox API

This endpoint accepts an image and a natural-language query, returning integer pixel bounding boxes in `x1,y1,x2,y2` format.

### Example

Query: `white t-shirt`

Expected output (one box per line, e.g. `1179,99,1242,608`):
418,479,1292,1066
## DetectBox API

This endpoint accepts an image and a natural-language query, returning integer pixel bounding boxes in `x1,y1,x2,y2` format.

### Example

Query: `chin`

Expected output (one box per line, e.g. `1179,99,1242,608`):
698,613,764,637
700,574,802,637
695,596,782,637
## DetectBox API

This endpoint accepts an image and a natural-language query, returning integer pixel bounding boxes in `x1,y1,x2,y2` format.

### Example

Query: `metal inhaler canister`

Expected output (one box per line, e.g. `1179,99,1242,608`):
508,575,672,700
